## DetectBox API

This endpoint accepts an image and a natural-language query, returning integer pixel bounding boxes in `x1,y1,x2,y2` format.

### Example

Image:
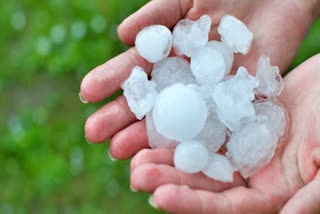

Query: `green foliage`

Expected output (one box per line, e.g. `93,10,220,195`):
0,0,319,213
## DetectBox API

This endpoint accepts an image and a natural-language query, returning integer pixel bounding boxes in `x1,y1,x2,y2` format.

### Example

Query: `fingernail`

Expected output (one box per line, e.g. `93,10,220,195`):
85,135,93,144
79,92,88,104
130,184,138,192
107,149,117,161
148,195,158,209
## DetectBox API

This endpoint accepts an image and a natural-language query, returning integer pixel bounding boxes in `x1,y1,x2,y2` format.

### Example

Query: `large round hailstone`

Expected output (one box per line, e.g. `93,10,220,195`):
191,46,226,86
135,25,172,63
174,141,209,173
153,83,208,141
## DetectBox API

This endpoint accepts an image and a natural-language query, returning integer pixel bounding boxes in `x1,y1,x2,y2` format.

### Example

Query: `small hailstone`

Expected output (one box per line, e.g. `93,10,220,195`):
213,67,259,130
135,25,172,63
218,15,253,55
206,41,234,75
146,112,179,149
255,56,284,98
152,56,195,92
226,119,278,178
153,83,208,141
173,15,211,57
190,46,226,86
254,100,288,138
174,141,209,173
202,154,234,182
195,114,227,154
121,66,157,120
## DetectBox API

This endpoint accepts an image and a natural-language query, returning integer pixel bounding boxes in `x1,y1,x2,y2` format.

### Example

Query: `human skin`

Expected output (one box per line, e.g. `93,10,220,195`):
129,54,320,213
79,0,320,212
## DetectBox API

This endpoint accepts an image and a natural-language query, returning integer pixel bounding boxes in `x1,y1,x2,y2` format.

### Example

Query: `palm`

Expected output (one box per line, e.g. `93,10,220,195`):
130,55,320,213
79,0,319,212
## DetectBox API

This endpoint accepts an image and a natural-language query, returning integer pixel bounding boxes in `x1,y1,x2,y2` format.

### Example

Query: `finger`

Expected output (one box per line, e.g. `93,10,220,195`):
152,184,273,214
131,163,245,193
80,47,152,103
280,170,320,214
85,95,137,143
109,120,149,160
118,0,193,45
131,148,175,171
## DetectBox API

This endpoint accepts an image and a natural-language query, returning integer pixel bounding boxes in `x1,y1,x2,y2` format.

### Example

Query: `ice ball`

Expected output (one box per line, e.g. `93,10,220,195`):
135,25,172,63
153,83,208,141
174,141,209,173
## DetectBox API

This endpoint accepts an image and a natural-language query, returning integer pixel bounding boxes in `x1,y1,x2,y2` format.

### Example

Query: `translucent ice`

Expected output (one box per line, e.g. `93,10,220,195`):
190,46,226,86
255,56,284,98
153,83,208,141
254,100,288,138
218,15,253,55
152,57,195,92
206,41,234,75
187,84,214,104
121,66,157,120
146,112,179,149
135,25,172,63
174,141,209,173
195,114,227,154
202,154,234,182
226,119,278,178
173,15,211,57
213,67,259,130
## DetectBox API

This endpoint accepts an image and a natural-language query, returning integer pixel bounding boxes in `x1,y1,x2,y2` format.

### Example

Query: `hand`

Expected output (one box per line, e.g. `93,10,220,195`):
80,0,319,160
129,55,320,214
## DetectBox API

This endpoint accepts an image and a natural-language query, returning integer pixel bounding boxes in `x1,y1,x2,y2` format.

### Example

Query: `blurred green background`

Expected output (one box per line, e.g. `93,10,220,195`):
0,0,319,213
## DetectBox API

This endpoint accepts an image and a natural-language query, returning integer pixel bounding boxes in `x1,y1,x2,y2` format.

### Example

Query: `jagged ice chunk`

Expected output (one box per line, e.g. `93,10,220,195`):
121,66,157,120
152,57,195,92
173,15,211,57
218,15,253,55
254,100,288,138
226,120,278,178
153,83,208,141
135,25,172,63
174,141,209,173
213,67,259,130
202,154,234,182
255,56,284,98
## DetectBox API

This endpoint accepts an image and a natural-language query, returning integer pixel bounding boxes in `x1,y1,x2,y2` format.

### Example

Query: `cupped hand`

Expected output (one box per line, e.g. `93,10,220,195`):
130,55,320,214
80,0,318,160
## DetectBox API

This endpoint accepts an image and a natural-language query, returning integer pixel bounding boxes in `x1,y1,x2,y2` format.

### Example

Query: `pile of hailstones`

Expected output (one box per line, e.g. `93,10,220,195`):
121,15,288,182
